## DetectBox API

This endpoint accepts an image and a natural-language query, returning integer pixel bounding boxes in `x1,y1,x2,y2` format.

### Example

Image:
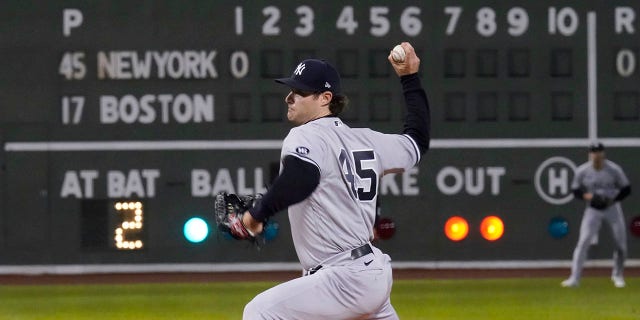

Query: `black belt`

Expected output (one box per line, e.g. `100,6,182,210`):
307,244,373,275
350,243,373,259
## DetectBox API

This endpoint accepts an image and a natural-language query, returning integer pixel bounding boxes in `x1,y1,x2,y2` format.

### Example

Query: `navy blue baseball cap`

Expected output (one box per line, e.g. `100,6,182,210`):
589,142,605,152
275,59,342,95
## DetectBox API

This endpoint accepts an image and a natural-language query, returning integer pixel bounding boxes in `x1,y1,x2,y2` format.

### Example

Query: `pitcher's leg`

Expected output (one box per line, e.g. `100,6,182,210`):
364,299,399,320
364,254,398,320
243,271,348,320
244,262,390,319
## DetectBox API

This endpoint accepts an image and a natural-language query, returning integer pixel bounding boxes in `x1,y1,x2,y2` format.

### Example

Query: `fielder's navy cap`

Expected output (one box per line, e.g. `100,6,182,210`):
589,142,605,152
275,59,342,95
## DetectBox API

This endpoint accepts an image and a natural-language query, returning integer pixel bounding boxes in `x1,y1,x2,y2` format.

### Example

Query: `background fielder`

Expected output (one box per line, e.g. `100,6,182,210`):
562,142,632,288
218,42,430,319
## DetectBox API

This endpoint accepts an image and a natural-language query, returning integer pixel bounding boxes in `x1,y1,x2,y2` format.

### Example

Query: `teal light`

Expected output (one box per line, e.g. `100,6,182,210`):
548,216,569,239
184,217,209,243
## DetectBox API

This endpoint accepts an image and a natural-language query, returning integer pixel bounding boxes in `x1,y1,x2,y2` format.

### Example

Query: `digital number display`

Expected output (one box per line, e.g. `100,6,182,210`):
113,201,144,250
81,200,146,251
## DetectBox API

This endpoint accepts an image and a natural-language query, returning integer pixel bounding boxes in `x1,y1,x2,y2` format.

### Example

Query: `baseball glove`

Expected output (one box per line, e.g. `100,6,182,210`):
214,192,262,240
589,194,611,210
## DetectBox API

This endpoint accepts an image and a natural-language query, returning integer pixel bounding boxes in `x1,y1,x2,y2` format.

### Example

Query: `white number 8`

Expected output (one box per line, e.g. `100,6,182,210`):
476,7,497,37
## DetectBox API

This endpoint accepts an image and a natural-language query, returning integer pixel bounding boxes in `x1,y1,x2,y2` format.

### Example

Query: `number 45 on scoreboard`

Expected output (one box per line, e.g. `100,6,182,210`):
59,51,86,80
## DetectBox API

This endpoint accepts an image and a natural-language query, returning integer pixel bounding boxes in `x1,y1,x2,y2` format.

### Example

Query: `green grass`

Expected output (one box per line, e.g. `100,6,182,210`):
0,277,637,319
393,278,639,320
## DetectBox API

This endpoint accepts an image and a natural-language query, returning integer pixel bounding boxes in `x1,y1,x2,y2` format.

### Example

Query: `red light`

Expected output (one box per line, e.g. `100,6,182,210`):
480,216,504,241
630,216,640,237
444,216,469,241
375,217,396,240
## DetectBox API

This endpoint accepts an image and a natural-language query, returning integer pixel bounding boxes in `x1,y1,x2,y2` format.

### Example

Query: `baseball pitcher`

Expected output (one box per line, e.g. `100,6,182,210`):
216,42,430,319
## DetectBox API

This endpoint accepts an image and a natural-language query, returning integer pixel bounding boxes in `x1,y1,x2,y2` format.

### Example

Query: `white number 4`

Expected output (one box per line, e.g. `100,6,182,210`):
336,6,358,35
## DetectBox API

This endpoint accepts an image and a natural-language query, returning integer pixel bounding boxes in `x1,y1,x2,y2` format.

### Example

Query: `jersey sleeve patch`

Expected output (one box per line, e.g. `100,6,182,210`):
295,146,310,155
282,125,327,174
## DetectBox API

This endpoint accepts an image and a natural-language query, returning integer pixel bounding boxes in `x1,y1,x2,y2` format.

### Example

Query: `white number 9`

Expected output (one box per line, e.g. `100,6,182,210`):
507,7,529,36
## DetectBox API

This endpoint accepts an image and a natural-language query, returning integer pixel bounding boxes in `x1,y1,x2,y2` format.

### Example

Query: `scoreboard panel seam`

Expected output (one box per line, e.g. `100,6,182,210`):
5,138,640,152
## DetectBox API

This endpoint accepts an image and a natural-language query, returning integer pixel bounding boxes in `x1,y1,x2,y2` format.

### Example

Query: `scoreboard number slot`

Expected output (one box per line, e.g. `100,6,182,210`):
80,199,147,251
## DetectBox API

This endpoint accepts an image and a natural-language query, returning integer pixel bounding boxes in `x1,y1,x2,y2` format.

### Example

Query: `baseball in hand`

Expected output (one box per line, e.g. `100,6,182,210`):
391,45,406,63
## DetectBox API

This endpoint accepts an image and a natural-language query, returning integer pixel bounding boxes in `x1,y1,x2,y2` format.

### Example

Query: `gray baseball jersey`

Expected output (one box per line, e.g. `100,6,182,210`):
566,159,629,284
281,117,420,269
571,159,629,199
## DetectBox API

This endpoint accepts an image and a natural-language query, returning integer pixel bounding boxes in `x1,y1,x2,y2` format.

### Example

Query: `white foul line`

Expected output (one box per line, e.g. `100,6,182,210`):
4,138,640,152
587,12,598,141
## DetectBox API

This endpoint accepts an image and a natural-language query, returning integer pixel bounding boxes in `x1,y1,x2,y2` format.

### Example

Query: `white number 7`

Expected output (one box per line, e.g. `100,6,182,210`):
444,6,462,35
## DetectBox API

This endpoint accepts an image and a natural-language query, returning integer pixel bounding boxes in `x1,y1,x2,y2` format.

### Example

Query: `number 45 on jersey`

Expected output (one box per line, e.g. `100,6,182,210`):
339,149,378,202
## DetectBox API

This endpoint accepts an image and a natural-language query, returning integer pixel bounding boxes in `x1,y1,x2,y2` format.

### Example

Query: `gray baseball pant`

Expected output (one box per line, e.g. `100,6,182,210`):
569,203,627,280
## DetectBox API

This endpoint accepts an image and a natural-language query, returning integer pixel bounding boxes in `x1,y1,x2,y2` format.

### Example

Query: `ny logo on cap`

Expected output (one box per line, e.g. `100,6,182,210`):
294,63,306,76
324,82,331,88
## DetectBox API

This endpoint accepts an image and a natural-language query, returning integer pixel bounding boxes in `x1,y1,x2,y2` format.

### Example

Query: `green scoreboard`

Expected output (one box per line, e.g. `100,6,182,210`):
1,1,638,266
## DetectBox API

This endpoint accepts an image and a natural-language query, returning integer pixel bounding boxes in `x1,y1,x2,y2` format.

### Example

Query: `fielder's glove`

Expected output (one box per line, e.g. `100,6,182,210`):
214,192,262,241
589,194,611,210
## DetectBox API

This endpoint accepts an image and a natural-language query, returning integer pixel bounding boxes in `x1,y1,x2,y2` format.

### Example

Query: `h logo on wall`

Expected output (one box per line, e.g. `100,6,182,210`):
534,157,576,205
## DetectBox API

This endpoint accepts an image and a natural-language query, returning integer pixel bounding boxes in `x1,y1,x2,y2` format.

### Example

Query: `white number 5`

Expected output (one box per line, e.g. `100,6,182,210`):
370,6,390,37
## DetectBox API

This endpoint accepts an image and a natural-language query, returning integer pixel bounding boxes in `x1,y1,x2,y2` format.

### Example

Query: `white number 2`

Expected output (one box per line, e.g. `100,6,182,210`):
262,6,281,36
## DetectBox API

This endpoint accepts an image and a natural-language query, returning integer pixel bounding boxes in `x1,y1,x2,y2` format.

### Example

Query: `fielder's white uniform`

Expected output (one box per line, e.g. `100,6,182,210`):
567,159,630,282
